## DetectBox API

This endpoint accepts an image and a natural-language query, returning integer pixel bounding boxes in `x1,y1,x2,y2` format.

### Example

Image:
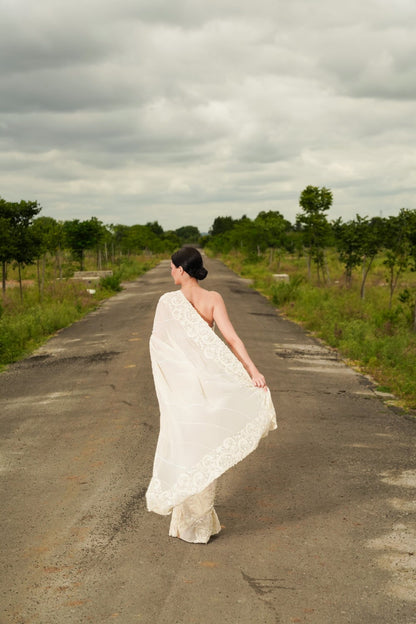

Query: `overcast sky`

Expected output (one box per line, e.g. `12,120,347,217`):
1,0,415,232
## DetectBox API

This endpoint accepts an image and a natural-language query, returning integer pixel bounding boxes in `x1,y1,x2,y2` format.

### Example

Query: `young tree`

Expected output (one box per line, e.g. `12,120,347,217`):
0,198,13,293
404,209,416,330
358,216,385,300
31,216,64,299
8,200,42,299
296,186,333,283
111,224,130,258
383,210,413,309
63,217,104,270
333,217,362,287
333,215,385,297
254,211,292,267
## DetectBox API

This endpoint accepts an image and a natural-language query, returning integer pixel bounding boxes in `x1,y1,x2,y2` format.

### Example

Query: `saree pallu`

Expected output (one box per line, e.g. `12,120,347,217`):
146,290,277,540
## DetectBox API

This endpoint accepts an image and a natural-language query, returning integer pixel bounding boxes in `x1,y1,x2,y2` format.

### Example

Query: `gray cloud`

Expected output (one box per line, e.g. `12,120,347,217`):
0,0,415,232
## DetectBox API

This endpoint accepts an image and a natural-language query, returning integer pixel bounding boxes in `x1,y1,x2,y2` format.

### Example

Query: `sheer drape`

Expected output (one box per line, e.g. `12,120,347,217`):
146,290,277,539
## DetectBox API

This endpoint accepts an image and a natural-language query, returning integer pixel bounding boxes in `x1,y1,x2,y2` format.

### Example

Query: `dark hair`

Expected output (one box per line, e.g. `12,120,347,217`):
171,247,208,281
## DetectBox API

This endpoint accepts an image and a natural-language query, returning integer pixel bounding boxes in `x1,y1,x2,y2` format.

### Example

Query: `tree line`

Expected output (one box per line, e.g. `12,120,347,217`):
204,186,416,328
0,196,200,296
2,187,416,323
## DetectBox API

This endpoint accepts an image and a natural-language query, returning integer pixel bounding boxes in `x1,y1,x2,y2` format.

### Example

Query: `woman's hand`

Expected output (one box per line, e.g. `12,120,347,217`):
250,369,267,389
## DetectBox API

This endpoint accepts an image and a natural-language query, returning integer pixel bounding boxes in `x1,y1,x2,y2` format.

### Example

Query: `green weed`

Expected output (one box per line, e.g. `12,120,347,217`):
219,250,416,411
0,254,162,368
99,274,122,292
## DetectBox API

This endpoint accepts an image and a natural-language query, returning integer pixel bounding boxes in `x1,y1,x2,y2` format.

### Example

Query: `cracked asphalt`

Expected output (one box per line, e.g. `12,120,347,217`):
0,257,415,624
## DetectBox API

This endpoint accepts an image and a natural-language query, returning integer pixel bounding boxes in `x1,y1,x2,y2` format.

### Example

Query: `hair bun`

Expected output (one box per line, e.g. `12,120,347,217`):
194,267,208,280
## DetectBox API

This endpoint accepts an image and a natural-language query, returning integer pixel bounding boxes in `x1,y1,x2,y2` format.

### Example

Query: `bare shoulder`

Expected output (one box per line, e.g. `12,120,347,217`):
208,291,231,320
207,289,222,299
206,290,225,306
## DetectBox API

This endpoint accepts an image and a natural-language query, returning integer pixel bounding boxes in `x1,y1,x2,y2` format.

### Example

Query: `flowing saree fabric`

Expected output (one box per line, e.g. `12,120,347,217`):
146,290,277,516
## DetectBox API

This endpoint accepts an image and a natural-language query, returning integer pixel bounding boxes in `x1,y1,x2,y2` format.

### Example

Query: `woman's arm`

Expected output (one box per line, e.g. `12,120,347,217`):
212,292,267,388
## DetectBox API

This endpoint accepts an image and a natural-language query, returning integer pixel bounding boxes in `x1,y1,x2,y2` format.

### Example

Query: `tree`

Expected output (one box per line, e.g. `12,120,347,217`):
32,216,64,299
359,216,385,300
205,229,234,255
254,211,292,267
209,216,235,237
63,217,105,270
109,223,175,256
0,199,42,298
0,198,13,293
162,230,182,251
125,224,163,254
15,225,41,300
296,186,333,283
146,221,164,237
333,217,361,287
384,210,413,309
333,215,385,297
205,212,292,259
13,202,43,298
175,225,201,244
111,224,130,258
404,209,416,330
229,218,265,257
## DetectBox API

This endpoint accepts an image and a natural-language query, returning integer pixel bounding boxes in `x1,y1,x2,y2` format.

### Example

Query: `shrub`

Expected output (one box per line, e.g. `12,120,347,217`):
270,275,304,305
99,274,122,292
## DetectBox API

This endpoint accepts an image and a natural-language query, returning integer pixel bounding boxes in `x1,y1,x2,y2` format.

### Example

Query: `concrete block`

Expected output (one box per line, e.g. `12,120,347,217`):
72,270,113,281
273,273,290,283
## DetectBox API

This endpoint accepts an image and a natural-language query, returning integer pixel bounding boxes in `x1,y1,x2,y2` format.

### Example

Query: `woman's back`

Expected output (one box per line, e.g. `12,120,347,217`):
170,246,266,388
182,288,217,327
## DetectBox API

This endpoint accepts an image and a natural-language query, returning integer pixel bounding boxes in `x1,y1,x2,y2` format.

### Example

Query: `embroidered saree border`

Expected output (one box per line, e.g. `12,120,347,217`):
146,290,277,515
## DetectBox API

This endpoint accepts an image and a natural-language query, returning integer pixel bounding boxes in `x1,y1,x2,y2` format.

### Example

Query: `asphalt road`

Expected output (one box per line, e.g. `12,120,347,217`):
0,257,415,624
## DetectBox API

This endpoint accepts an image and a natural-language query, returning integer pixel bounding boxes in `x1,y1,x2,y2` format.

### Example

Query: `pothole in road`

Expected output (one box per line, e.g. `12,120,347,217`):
274,342,340,361
25,354,50,363
18,351,121,369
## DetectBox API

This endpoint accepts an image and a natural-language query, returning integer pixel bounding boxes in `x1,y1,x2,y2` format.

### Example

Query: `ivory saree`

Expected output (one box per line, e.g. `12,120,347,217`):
146,290,277,542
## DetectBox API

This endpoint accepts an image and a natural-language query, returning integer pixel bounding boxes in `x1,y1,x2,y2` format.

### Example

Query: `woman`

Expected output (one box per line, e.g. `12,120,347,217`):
146,247,276,543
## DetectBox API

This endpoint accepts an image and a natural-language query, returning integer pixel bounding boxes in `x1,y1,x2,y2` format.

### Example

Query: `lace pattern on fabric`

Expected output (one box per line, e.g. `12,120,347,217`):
146,403,274,514
146,289,277,515
169,290,252,385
